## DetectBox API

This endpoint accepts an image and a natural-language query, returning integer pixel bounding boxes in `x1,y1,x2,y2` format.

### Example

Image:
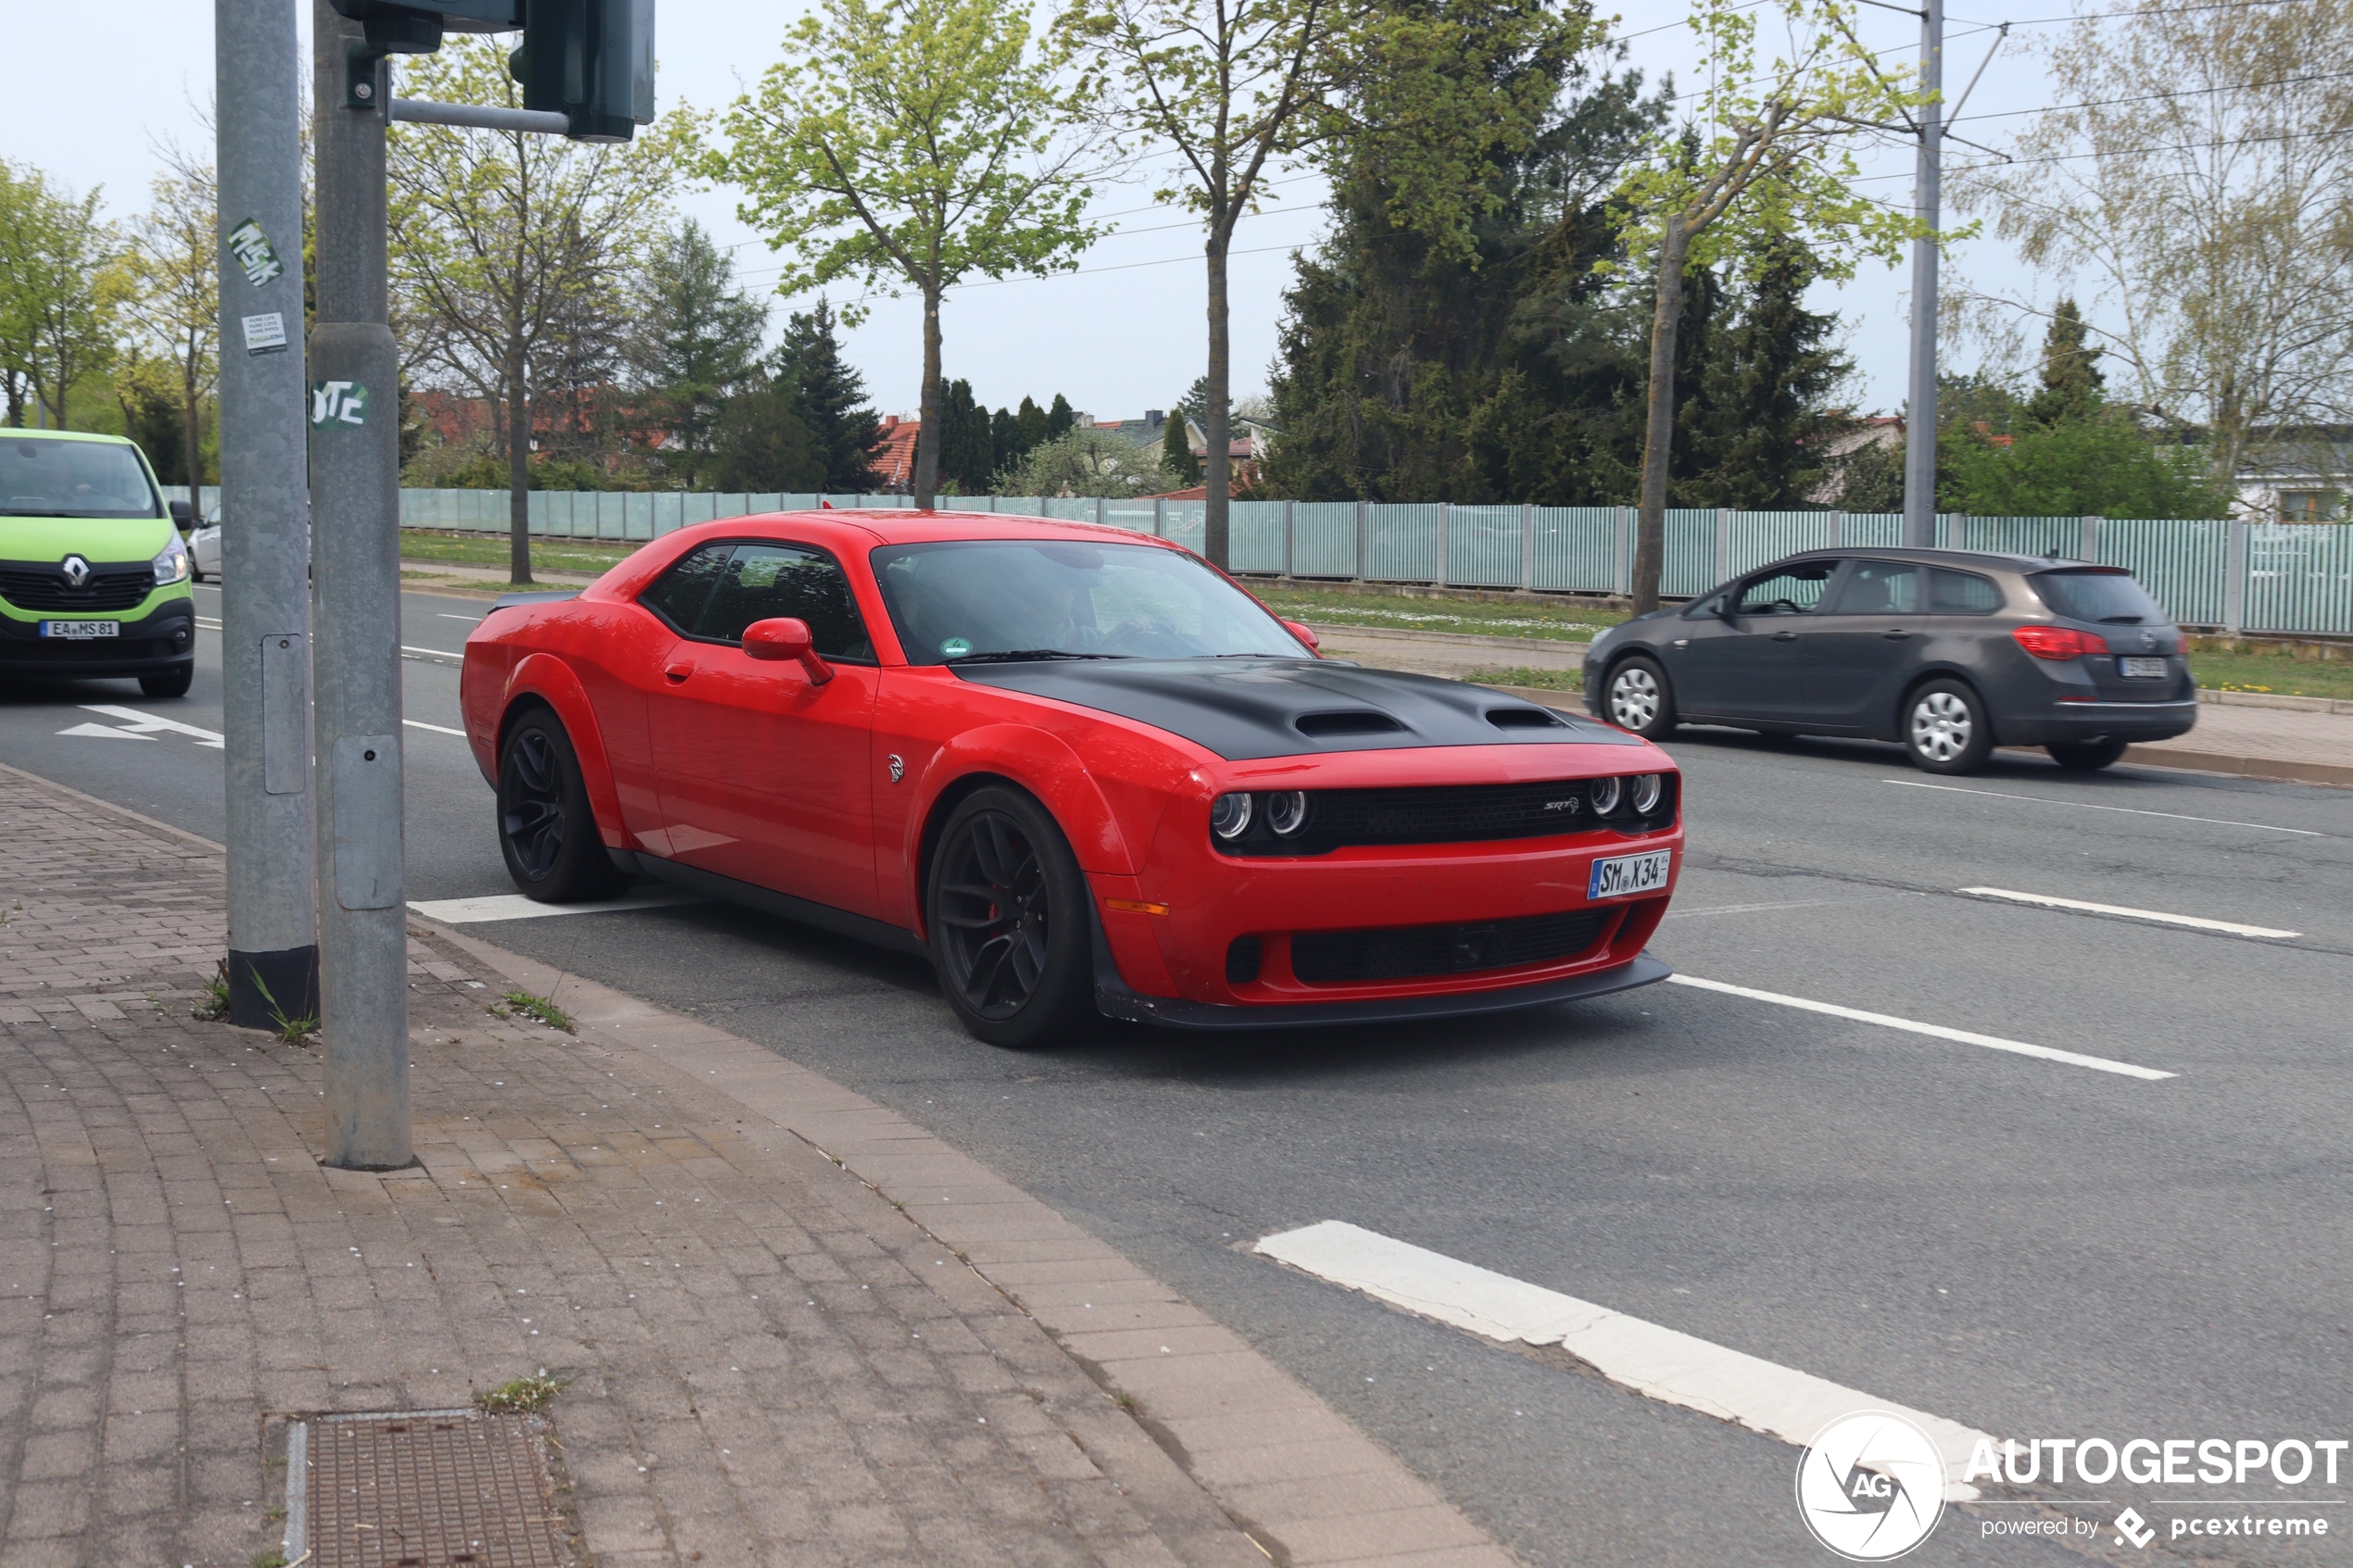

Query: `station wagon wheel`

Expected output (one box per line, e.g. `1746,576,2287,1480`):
927,786,1096,1048
497,710,625,902
1604,656,1677,741
1904,679,1993,775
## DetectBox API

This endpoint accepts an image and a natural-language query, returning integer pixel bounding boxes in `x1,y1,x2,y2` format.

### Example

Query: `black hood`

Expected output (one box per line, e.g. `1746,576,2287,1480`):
951,657,1642,760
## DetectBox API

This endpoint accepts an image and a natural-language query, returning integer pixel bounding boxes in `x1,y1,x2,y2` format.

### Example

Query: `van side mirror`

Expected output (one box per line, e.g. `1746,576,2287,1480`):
743,617,834,685
169,498,194,528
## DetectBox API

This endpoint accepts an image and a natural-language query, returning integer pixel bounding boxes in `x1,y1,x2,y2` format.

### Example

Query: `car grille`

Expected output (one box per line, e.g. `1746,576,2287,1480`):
1220,775,1677,856
0,563,156,612
1290,906,1617,985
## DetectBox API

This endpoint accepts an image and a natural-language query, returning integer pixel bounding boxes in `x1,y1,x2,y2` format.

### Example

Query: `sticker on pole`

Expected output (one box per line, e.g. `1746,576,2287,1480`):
242,312,288,356
226,219,284,286
310,381,369,427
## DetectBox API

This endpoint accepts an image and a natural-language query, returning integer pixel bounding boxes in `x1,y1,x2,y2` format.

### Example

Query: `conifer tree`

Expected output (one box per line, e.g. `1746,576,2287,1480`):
2021,298,2105,428
1046,393,1076,438
1162,405,1201,483
774,297,881,491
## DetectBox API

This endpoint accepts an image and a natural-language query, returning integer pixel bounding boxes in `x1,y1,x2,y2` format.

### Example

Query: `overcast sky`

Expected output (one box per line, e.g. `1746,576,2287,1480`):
2,0,2068,425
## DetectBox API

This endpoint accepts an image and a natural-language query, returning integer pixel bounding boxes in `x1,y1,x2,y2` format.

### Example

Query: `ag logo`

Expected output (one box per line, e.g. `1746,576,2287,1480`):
1796,1411,1944,1561
309,380,369,427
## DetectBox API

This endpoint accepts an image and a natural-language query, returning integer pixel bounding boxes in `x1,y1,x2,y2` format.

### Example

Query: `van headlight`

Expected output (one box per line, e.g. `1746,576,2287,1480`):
152,534,191,585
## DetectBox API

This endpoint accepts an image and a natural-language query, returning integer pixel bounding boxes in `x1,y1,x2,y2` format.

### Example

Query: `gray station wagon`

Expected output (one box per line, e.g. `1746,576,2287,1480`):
1581,547,2198,774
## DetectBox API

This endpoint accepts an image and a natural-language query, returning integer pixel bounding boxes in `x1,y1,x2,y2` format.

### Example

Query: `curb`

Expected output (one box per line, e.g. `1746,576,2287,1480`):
414,915,1525,1568
1305,622,1595,654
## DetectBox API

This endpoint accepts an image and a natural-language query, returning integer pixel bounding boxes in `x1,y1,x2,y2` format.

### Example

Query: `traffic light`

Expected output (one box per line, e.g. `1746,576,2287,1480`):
330,0,653,143
510,0,656,144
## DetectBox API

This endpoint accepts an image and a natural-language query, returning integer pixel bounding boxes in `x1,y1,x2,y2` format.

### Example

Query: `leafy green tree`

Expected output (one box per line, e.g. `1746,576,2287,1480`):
713,0,1106,508
2020,297,2104,429
0,160,119,429
1942,415,2230,518
629,220,768,485
772,298,880,492
1060,0,1585,564
387,38,693,583
115,151,218,488
1161,405,1200,483
995,425,1181,496
1611,0,1929,610
709,387,826,491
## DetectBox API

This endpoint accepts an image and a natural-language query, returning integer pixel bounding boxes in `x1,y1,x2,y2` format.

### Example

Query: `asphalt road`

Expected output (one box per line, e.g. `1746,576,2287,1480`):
6,583,2351,1566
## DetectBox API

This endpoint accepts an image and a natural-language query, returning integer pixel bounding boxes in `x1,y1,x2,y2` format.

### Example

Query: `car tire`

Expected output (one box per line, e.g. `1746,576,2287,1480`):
1904,679,1994,774
139,664,194,699
1603,656,1677,740
2047,736,2129,771
926,785,1097,1049
497,709,626,902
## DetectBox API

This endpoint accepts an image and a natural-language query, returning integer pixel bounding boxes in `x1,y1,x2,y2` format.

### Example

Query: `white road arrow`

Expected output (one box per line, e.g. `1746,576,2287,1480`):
70,704,226,749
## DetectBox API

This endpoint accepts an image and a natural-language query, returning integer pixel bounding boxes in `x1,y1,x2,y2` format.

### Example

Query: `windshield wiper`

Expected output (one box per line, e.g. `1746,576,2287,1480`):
946,648,1122,664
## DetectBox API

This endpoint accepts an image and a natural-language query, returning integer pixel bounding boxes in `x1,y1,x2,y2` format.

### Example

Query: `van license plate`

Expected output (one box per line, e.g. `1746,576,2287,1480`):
40,621,120,639
2118,656,2167,678
1589,849,1673,900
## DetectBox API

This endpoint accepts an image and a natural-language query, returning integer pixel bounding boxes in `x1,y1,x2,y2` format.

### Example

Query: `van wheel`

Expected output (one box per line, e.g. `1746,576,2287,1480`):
140,665,194,699
927,787,1097,1048
1905,680,1993,774
497,710,625,902
2048,737,2129,771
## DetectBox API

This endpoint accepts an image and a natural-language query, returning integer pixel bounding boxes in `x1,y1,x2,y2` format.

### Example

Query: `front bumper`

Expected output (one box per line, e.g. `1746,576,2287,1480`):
0,596,195,677
1999,697,2199,747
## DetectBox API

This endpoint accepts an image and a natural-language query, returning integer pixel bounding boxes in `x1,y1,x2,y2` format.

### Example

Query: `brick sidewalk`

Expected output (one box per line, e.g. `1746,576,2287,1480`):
0,763,1428,1568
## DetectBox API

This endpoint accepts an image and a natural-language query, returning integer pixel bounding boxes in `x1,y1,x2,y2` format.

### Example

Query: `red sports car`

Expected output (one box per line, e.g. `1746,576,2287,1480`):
459,511,1683,1046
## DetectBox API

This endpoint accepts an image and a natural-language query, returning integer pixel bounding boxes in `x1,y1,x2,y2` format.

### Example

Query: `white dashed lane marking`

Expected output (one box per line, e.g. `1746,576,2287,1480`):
1256,1221,1997,1500
1960,886,2300,940
1667,973,2175,1081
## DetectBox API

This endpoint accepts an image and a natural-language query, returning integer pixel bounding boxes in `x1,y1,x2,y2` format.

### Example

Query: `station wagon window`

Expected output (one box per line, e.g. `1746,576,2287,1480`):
639,541,875,659
1734,562,1838,616
1928,569,2002,614
1826,560,1921,615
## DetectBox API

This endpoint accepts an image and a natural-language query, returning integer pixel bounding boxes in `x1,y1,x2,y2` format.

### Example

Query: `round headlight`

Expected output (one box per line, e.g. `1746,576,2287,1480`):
1265,790,1308,836
1588,774,1623,815
1630,772,1663,814
1210,792,1253,840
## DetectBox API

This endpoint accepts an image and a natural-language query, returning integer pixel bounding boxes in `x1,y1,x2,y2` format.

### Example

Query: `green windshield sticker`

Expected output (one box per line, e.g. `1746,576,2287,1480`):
309,381,369,427
226,219,283,287
940,636,973,658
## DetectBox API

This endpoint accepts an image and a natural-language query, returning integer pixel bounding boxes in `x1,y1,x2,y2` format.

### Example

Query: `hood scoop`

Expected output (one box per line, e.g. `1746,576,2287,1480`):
1295,709,1405,737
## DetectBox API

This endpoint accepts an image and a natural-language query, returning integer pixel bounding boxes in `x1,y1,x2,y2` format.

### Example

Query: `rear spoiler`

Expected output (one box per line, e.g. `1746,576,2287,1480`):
488,589,581,612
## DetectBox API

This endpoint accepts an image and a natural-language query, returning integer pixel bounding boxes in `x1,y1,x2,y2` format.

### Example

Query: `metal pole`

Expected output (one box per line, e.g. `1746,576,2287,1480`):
1903,0,1944,547
217,0,319,1031
311,0,411,1170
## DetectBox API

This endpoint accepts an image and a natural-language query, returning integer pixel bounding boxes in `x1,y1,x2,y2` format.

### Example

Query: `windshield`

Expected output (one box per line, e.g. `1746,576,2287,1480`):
872,539,1308,664
2032,568,2169,625
0,435,161,520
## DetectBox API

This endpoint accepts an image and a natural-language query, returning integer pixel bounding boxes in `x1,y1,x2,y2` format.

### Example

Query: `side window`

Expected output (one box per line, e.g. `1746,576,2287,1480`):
691,543,875,660
1681,590,1728,620
636,544,733,631
1733,561,1837,616
1928,569,2002,614
1826,560,1921,615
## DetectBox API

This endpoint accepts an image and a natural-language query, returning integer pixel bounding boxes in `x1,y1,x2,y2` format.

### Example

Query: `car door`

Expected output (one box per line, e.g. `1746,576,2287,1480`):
1671,561,1841,721
1799,558,1922,731
642,540,883,919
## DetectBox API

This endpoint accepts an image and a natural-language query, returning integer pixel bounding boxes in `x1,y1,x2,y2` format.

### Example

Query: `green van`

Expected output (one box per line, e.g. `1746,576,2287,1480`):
0,428,196,698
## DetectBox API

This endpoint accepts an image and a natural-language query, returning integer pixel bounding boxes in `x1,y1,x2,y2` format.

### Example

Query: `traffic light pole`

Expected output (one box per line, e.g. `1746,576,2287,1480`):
311,0,413,1170
1902,0,1944,548
216,0,320,1032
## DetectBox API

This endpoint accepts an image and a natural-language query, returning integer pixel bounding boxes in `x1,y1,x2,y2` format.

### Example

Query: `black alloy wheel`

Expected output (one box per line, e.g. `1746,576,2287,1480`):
497,711,625,902
927,786,1095,1047
2047,736,2130,771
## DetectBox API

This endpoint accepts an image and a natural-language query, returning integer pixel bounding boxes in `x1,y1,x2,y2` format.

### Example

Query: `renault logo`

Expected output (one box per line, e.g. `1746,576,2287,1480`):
61,555,90,588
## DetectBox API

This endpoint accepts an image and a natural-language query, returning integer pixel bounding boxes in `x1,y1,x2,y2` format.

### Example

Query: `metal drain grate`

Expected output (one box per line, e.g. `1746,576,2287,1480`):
305,1410,569,1567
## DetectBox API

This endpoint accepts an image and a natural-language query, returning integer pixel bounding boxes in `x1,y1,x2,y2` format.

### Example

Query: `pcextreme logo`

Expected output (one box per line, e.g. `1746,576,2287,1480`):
1797,1411,1946,1561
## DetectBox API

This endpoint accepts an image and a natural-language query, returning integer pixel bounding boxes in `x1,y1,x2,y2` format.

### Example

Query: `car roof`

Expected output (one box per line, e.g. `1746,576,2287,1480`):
1773,545,2092,574
799,508,1190,549
0,428,136,447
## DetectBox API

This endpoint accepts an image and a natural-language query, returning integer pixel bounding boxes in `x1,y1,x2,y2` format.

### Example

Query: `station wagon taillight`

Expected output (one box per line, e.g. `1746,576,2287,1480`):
2012,624,2110,660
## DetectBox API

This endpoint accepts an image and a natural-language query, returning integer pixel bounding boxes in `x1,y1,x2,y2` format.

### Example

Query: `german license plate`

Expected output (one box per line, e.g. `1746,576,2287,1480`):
39,621,119,639
1589,848,1672,899
2118,656,2168,678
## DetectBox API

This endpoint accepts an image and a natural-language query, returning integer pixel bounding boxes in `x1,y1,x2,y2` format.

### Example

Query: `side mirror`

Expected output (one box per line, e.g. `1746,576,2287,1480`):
169,498,194,528
743,617,834,685
1280,618,1319,653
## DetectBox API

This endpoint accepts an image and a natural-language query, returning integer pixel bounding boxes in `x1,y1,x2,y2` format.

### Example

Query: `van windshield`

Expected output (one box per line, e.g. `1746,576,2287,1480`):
2032,568,2169,625
0,436,162,519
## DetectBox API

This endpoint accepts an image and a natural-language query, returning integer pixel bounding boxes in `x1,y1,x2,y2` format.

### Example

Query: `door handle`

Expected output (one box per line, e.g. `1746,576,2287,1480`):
1670,638,1690,649
1770,630,1800,642
1881,628,1913,640
663,659,694,682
